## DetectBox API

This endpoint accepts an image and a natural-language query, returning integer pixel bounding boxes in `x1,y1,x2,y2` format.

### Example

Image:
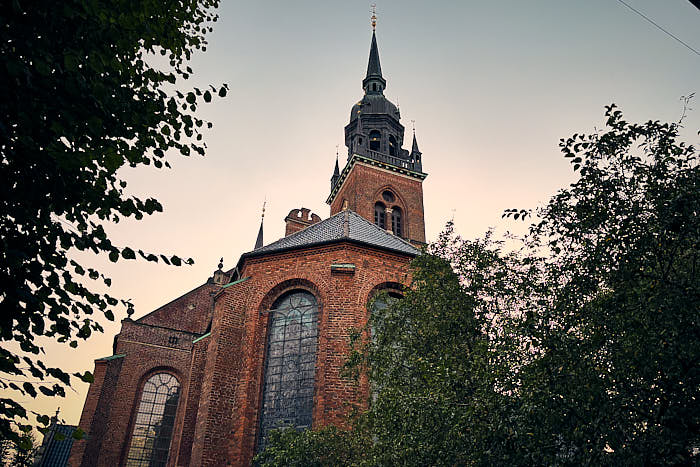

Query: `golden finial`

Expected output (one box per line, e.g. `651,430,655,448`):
336,144,339,157
261,199,266,220
371,4,377,31
411,119,416,134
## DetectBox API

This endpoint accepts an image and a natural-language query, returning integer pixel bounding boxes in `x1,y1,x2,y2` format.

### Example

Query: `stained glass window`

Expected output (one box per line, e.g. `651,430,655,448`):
258,291,319,451
125,373,180,467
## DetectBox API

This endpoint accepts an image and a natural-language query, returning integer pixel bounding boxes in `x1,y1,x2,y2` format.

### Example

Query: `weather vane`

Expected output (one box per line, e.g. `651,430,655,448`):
411,119,416,134
371,4,377,31
261,199,266,220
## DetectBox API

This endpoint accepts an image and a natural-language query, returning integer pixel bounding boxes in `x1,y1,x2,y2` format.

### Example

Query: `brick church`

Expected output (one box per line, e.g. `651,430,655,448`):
69,25,428,467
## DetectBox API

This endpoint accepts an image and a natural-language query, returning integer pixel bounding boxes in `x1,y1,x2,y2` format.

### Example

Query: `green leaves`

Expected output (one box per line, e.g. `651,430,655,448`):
121,247,136,260
260,104,699,466
73,371,94,384
1,0,223,441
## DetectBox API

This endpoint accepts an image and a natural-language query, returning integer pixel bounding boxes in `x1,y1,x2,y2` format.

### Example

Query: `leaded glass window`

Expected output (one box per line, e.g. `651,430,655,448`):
258,291,319,450
391,207,403,237
374,202,386,229
125,373,180,467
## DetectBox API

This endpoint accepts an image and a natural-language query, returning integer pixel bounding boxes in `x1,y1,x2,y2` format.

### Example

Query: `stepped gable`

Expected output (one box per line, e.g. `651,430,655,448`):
244,210,419,258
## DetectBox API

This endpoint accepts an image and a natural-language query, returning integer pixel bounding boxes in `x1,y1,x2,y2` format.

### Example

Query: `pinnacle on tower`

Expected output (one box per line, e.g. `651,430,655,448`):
330,154,340,190
411,132,420,154
254,201,266,249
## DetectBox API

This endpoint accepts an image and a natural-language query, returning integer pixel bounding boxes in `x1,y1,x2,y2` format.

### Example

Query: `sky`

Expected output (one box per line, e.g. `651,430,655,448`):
16,0,700,426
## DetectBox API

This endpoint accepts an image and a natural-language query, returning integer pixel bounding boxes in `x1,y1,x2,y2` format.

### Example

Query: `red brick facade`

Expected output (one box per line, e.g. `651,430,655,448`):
330,161,426,245
69,235,414,466
69,28,427,467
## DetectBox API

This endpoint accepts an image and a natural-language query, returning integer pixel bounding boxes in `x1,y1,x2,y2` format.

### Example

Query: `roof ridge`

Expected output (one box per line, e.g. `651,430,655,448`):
257,210,346,250
243,208,419,259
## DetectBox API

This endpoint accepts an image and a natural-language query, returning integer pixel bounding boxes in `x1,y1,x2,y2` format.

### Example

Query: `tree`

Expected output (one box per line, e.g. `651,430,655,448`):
257,104,699,465
0,0,225,440
9,430,36,467
509,103,699,464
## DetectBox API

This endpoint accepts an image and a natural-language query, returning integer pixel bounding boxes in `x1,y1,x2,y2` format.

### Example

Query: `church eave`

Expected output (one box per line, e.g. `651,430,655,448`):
326,153,427,205
238,237,419,265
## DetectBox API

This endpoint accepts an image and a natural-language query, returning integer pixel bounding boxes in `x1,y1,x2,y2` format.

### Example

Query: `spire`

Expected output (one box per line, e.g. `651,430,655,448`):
254,201,265,249
411,120,421,154
411,132,420,154
362,7,386,95
365,31,382,80
330,148,340,190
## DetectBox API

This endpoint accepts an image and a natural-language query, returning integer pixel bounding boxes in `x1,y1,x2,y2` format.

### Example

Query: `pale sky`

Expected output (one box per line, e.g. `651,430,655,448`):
16,1,700,426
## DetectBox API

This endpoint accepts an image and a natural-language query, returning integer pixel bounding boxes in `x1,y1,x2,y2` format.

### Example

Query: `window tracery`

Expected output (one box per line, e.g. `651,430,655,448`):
125,373,180,467
258,290,319,450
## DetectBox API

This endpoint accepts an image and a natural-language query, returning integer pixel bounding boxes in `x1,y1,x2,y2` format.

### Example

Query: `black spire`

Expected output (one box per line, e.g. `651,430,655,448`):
254,221,263,249
330,155,340,190
411,132,420,154
410,131,423,172
254,202,265,249
362,31,386,94
366,32,382,80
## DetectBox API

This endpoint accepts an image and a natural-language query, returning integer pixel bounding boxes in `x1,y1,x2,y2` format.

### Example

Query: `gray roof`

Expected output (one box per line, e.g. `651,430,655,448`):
244,210,419,258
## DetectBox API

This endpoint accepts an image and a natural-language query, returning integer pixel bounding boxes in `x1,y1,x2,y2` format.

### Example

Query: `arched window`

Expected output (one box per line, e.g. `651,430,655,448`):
391,207,403,237
369,130,381,151
126,373,180,467
388,135,397,156
374,202,386,229
258,290,319,450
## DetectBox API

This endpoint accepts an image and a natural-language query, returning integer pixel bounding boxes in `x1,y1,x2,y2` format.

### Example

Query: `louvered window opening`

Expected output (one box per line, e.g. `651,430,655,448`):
125,373,180,467
258,291,319,451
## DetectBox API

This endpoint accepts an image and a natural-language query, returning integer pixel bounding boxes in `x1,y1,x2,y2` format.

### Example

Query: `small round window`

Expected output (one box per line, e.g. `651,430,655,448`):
382,190,395,203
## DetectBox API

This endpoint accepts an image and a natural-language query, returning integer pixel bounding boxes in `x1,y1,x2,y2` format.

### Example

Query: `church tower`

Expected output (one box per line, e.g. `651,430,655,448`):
328,29,427,246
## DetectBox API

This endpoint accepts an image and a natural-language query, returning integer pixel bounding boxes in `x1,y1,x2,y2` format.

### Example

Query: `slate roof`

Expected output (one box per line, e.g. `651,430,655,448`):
243,210,419,258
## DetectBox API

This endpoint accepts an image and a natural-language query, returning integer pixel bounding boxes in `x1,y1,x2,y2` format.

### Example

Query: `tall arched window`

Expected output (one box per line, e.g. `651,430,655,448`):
374,202,386,229
126,373,180,467
258,290,319,450
391,206,403,237
369,130,381,151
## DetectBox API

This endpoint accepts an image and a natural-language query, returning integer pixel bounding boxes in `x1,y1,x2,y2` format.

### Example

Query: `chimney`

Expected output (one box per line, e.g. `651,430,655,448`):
284,208,321,236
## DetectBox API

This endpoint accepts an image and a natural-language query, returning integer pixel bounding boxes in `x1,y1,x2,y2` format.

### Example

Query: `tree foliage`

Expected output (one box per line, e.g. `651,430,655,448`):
257,105,699,465
0,0,223,440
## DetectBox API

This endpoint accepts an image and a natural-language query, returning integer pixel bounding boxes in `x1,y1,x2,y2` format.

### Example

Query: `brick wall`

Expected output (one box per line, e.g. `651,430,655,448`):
137,282,218,334
330,162,426,244
193,242,413,466
69,231,415,467
68,356,123,466
173,334,210,466
284,208,322,236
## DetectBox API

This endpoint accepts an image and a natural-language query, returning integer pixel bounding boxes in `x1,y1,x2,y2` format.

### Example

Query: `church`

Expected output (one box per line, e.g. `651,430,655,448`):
69,21,428,467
